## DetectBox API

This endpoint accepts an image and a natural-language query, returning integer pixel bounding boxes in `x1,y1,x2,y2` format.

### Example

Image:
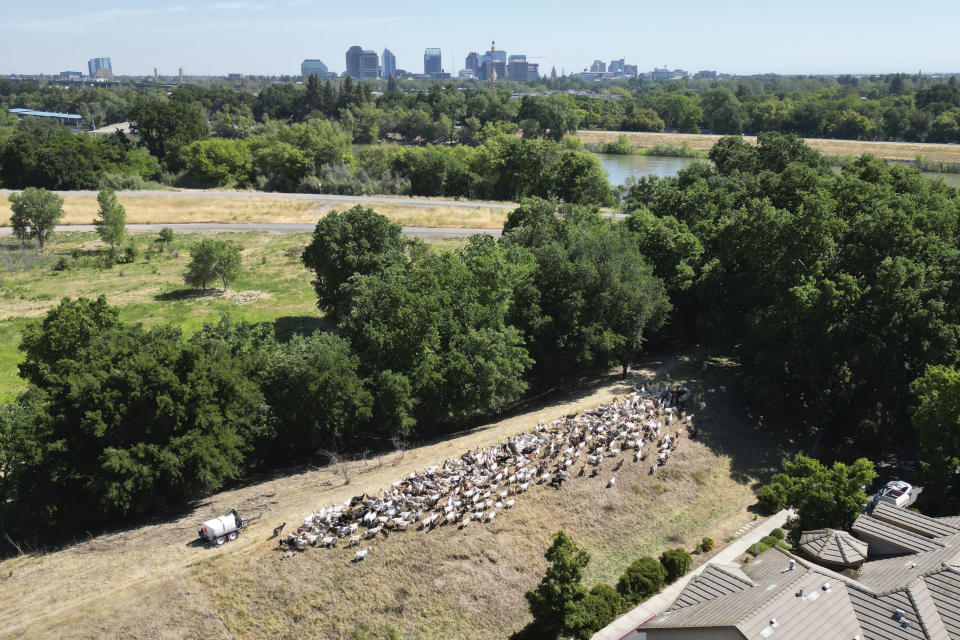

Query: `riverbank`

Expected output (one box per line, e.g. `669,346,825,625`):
576,130,960,164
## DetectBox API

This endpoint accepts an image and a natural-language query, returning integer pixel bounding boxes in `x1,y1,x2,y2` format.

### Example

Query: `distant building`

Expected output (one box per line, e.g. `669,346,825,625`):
623,64,638,77
382,49,397,79
609,58,625,74
651,67,687,81
345,46,380,79
58,71,83,80
424,48,442,76
507,55,528,81
87,57,112,78
228,73,244,82
479,43,506,81
9,108,82,126
526,63,539,81
589,60,606,73
458,69,476,79
551,65,557,79
465,52,480,76
694,69,718,79
301,59,331,79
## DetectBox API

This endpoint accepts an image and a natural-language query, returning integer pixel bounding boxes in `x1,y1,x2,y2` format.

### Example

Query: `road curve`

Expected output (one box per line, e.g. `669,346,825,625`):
0,222,503,239
0,188,518,211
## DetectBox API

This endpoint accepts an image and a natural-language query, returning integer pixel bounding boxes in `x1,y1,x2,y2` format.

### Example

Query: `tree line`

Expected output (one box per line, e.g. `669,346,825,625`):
0,202,669,532
623,132,960,512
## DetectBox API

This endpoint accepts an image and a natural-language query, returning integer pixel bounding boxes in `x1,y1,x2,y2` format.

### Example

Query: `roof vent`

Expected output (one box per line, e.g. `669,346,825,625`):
893,609,905,621
788,559,796,571
769,618,779,628
797,587,805,598
909,562,918,569
822,582,831,592
901,620,911,629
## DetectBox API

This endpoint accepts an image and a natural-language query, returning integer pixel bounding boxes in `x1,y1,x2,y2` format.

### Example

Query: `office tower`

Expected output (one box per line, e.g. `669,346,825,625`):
465,52,480,76
382,49,397,78
424,48,442,75
346,46,363,78
507,55,528,81
346,46,379,79
87,57,112,77
301,59,329,78
609,58,625,74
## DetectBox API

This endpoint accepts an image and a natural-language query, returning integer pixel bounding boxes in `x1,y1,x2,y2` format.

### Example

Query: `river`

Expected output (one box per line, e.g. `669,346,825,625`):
594,152,960,188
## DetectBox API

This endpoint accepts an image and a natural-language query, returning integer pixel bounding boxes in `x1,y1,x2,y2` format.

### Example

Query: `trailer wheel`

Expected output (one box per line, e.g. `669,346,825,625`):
228,531,238,541
216,536,226,546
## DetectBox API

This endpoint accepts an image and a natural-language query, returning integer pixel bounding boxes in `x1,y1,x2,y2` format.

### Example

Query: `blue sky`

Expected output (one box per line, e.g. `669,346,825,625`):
2,0,957,77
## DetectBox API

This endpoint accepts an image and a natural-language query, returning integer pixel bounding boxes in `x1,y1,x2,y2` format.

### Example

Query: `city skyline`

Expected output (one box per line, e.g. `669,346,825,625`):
2,0,959,77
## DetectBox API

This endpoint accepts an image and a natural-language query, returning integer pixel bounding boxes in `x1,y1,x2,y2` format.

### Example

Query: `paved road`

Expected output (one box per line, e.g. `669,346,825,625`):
0,188,518,211
0,222,502,239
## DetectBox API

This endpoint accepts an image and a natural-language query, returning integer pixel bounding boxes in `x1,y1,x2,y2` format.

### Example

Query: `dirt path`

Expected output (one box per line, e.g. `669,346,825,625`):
0,356,693,636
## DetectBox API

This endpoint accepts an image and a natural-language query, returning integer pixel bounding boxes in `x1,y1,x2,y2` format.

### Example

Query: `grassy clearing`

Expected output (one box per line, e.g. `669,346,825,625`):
0,193,509,229
0,231,322,401
0,357,777,639
575,130,960,163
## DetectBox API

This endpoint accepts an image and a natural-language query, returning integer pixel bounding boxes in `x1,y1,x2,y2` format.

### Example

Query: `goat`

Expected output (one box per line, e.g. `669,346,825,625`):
271,522,286,538
354,546,372,562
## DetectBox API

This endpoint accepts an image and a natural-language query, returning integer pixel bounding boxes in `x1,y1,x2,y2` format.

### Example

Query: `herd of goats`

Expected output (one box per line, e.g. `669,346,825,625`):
277,384,695,562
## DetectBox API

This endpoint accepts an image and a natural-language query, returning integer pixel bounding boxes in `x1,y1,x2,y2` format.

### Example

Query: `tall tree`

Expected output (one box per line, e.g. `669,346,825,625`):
7,187,64,248
183,238,242,292
524,531,590,639
910,366,960,510
93,188,126,250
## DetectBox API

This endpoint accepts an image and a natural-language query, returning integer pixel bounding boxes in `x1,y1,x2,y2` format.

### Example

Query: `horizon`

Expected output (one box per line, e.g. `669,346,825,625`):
2,0,958,78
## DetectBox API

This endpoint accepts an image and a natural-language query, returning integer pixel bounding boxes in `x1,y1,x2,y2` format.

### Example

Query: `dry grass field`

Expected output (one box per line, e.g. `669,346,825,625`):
575,130,960,163
0,355,780,640
0,192,510,229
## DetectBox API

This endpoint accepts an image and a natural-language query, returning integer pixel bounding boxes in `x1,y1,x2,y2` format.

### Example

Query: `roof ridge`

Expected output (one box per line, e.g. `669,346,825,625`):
736,570,811,624
905,578,948,640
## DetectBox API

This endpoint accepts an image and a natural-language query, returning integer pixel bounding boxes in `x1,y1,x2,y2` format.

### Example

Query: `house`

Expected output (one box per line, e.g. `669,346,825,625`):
628,503,960,640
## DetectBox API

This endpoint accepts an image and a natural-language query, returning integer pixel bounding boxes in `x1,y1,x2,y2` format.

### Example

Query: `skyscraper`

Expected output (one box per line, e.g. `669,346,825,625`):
382,49,397,79
478,42,506,81
465,52,480,76
507,55,529,82
345,46,380,79
345,46,363,78
87,57,112,78
424,48,442,75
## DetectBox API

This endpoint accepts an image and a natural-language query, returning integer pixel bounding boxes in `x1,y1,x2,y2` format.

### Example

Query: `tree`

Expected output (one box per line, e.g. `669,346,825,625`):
184,238,242,292
158,227,174,251
93,188,126,250
659,548,692,583
130,100,207,166
301,205,410,319
910,366,960,510
7,187,64,248
759,454,877,539
564,584,626,640
524,531,590,638
617,556,666,604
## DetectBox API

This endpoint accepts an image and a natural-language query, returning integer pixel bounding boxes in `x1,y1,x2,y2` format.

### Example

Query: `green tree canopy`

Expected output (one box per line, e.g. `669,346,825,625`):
910,366,960,510
93,188,126,249
524,531,591,638
183,238,242,292
8,187,64,248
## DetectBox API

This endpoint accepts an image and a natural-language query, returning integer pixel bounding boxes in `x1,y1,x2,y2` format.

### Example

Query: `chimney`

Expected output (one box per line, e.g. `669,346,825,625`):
788,559,796,571
797,587,805,598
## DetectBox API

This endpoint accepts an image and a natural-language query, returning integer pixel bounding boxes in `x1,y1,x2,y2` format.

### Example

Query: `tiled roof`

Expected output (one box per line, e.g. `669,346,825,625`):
924,567,960,638
799,529,869,566
872,502,960,540
669,562,755,610
852,513,944,553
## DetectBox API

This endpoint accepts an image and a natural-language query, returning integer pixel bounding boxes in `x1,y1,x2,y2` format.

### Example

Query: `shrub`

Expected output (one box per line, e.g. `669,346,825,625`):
122,244,139,264
52,256,70,272
770,528,785,540
616,556,666,604
697,537,716,553
659,548,692,583
756,482,788,514
747,541,771,556
565,583,627,640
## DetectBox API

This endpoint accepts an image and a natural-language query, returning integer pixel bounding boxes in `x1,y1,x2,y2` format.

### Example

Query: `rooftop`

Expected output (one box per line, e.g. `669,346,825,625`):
632,504,960,640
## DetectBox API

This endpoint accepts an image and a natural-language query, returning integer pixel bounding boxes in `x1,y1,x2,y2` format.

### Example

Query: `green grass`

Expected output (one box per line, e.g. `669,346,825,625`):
0,231,324,400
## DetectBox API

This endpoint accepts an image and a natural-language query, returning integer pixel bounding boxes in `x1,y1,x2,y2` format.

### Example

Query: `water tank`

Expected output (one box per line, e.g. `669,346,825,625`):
200,514,238,540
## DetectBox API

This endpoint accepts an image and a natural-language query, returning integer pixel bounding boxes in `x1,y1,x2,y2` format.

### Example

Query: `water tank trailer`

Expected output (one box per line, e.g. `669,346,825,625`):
198,508,259,545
